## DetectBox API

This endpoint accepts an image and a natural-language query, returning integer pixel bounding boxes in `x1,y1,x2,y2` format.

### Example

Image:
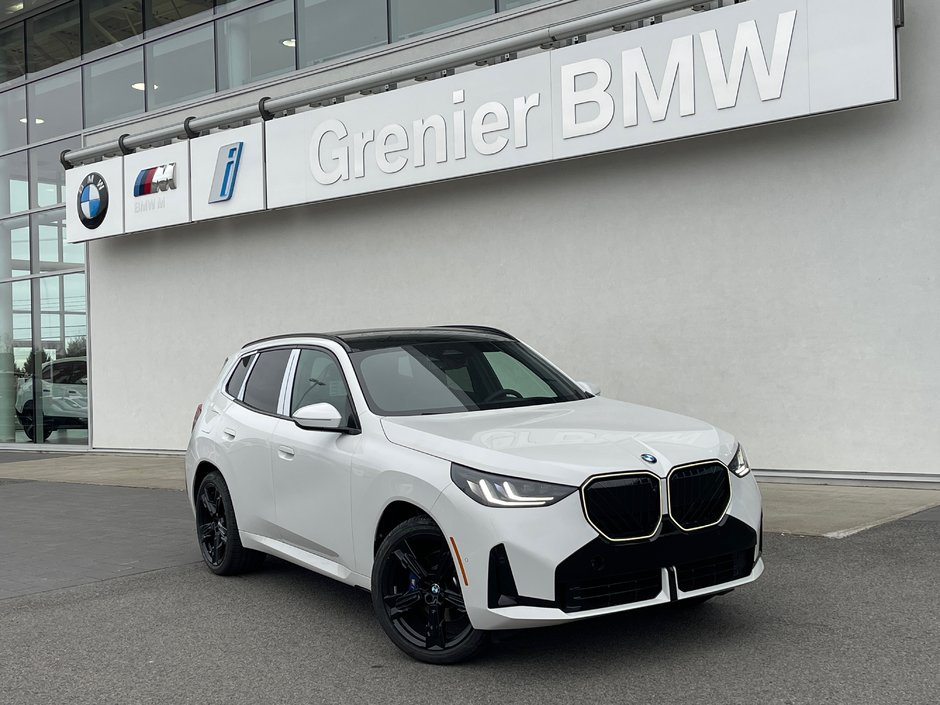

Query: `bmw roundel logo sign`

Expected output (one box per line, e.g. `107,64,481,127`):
77,172,109,230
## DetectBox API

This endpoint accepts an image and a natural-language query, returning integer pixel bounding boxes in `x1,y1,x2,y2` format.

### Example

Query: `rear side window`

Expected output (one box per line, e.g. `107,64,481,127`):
225,355,253,398
242,349,291,414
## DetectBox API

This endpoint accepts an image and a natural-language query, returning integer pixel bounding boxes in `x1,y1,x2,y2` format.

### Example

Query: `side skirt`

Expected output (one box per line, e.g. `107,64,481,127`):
240,531,371,590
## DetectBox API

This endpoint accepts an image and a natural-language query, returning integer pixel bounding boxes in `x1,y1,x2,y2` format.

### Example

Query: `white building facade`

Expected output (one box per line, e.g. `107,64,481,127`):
5,0,935,483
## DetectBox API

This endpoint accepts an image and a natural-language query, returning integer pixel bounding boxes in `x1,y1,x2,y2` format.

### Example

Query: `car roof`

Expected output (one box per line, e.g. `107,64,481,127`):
242,326,516,352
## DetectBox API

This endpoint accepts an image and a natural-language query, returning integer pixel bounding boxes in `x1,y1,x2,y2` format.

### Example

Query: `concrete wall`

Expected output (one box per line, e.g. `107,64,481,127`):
88,2,939,476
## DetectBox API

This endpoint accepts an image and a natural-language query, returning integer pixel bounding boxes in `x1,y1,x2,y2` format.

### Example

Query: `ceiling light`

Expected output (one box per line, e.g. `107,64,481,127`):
8,3,24,12
282,38,296,48
131,83,158,91
18,117,44,124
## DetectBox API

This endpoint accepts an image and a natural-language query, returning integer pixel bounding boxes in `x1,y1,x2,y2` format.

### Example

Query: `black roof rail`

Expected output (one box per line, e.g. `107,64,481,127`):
241,333,351,351
432,325,516,339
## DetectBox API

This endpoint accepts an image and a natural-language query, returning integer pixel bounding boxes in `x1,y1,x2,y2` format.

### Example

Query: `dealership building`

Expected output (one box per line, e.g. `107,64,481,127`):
0,0,935,483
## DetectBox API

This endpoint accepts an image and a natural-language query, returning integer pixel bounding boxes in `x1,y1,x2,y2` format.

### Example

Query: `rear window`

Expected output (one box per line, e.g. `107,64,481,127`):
242,349,291,414
225,355,253,398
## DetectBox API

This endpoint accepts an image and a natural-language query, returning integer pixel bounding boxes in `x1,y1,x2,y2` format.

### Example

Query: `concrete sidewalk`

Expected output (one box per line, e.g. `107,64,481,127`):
0,452,938,538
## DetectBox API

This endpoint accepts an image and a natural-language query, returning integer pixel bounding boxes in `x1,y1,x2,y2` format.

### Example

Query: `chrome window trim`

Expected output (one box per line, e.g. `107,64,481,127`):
579,470,664,543
666,459,733,533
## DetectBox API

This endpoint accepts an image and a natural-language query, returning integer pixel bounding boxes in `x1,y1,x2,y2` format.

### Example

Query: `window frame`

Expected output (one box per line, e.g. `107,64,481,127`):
237,345,294,417
222,351,256,401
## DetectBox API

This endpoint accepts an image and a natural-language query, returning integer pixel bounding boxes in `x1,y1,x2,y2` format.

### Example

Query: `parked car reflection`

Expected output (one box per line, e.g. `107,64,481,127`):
15,356,88,441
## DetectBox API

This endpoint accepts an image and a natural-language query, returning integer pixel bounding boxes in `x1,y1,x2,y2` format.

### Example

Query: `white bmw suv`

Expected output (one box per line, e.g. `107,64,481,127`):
186,327,763,664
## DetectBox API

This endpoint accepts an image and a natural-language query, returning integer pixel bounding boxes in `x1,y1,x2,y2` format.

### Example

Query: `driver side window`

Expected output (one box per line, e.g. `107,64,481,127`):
291,349,354,425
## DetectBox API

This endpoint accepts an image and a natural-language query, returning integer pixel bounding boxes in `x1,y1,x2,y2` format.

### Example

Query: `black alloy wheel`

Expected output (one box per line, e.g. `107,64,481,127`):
372,516,487,664
195,471,265,575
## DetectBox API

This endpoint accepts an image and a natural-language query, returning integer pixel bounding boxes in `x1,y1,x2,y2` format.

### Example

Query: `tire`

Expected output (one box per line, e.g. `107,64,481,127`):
372,516,487,665
195,471,265,576
20,407,53,442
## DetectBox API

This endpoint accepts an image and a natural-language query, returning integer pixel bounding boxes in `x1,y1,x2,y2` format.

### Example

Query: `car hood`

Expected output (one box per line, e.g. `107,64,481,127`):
380,397,736,486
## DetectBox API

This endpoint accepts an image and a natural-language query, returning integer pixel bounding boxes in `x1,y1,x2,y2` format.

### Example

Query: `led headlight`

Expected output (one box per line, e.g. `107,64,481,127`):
450,463,576,508
729,444,751,478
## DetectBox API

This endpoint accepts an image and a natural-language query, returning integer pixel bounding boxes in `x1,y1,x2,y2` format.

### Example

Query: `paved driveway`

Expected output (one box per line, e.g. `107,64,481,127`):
0,481,937,705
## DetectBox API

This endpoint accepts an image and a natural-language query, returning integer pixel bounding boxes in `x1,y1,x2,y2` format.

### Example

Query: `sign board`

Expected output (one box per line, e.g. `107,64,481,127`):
65,158,124,242
66,0,898,243
190,123,266,221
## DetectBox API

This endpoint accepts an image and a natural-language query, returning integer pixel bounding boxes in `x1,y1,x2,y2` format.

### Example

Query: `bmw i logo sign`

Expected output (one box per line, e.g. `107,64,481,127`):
640,453,657,464
77,172,109,230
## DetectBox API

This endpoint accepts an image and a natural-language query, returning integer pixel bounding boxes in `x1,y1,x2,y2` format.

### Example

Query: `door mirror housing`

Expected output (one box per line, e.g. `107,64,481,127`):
577,381,601,397
292,403,343,431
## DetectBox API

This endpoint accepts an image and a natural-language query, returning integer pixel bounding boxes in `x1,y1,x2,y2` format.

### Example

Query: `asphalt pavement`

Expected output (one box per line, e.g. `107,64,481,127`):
0,480,938,705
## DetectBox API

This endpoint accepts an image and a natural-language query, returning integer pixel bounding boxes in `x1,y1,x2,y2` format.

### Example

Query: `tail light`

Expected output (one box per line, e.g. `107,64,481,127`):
192,403,203,431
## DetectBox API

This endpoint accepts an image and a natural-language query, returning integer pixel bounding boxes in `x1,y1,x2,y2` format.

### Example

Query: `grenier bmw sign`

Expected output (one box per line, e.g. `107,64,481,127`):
65,0,898,242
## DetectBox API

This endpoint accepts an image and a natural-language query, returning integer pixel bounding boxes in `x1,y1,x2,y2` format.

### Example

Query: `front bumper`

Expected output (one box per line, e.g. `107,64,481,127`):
432,471,763,630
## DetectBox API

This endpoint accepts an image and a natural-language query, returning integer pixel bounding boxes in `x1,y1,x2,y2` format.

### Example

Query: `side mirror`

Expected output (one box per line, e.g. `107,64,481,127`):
293,403,343,431
577,381,601,397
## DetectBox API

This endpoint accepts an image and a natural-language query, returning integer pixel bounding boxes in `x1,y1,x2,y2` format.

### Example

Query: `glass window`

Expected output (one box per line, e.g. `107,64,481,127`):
0,24,26,86
26,69,82,143
225,354,253,397
242,348,290,413
83,0,144,54
351,340,586,416
0,87,27,153
145,25,215,110
35,208,83,272
389,0,493,42
0,214,30,278
0,279,32,443
216,0,296,91
145,0,213,32
290,348,353,424
30,137,80,209
297,0,387,68
83,49,144,127
26,3,81,74
0,150,29,217
36,273,87,445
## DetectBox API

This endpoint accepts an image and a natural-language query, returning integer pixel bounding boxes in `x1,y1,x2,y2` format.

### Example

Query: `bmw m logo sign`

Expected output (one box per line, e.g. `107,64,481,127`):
77,172,109,230
133,163,176,196
209,142,243,203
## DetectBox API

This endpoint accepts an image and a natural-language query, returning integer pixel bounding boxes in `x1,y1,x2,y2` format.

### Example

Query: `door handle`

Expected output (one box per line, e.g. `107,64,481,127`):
277,445,295,460
222,428,236,440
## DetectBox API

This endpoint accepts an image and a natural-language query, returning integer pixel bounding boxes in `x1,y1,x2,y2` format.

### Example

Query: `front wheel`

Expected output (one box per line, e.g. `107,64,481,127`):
372,516,487,664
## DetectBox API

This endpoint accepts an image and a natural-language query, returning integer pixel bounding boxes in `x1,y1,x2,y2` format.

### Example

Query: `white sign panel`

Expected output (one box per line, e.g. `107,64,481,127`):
65,158,125,242
266,0,896,209
190,123,266,221
265,53,554,209
123,142,191,233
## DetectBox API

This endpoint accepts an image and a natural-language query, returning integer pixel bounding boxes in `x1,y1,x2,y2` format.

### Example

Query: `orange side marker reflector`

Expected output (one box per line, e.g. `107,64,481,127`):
449,536,469,587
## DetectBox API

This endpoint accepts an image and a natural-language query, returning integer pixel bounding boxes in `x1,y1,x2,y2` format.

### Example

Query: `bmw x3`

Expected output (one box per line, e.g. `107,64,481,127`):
186,326,763,663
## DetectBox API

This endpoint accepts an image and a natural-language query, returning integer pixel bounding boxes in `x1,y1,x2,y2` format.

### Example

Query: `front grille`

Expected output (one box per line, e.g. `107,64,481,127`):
558,568,663,612
582,472,661,540
675,550,752,591
668,462,731,530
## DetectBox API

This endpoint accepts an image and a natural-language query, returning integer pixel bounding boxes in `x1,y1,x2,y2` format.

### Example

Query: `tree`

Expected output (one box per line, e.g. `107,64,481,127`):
65,336,87,358
19,348,50,377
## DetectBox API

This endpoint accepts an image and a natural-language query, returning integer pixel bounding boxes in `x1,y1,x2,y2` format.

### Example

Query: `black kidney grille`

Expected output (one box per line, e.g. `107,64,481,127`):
558,567,663,612
583,473,661,540
675,550,752,592
668,463,731,530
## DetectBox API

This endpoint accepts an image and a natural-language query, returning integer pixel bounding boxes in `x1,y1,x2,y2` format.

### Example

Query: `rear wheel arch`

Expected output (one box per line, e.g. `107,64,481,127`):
193,460,223,500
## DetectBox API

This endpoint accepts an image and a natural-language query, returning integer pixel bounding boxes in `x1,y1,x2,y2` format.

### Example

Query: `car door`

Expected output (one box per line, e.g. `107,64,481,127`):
270,347,360,569
219,347,292,537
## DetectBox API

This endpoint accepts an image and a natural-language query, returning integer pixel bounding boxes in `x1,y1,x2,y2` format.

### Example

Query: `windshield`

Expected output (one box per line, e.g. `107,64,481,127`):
349,340,589,416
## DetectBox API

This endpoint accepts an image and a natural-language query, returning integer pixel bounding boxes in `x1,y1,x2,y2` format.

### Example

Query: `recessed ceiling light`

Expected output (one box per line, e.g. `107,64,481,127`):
282,38,296,48
18,117,44,124
131,83,158,91
8,3,24,12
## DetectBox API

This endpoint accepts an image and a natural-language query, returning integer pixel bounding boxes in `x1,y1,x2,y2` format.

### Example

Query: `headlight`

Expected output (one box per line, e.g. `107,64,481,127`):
450,463,576,508
729,444,751,477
